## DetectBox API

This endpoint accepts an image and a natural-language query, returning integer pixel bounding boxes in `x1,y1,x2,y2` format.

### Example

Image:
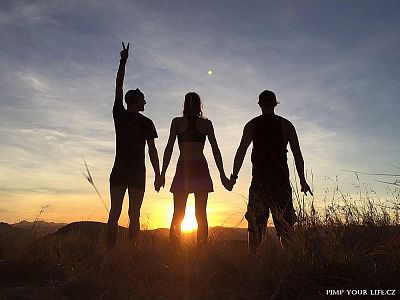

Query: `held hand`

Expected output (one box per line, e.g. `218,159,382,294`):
120,42,130,60
223,179,232,191
229,178,237,191
220,174,230,189
301,181,313,196
223,176,236,191
154,174,165,192
154,177,159,192
225,174,238,191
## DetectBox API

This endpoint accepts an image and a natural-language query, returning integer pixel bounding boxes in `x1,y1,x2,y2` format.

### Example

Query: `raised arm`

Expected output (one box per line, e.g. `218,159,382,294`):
159,119,178,188
288,123,313,196
206,120,229,186
114,42,129,106
229,121,253,190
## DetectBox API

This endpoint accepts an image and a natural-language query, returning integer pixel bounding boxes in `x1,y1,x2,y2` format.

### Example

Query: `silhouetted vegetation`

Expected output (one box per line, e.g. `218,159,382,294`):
1,181,399,299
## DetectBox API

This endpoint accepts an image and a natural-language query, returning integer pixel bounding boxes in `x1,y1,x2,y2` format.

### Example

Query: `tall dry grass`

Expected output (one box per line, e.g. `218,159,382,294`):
1,177,400,299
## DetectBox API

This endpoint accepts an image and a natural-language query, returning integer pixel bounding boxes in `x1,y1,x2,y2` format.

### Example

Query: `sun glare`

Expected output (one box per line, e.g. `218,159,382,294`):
181,206,198,232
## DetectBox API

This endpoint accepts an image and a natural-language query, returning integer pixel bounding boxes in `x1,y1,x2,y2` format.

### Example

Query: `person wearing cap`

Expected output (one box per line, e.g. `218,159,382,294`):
227,90,312,253
107,42,162,248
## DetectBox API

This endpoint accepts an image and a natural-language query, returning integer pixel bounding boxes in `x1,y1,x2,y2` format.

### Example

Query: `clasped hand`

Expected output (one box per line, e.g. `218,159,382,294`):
154,174,165,192
222,175,236,191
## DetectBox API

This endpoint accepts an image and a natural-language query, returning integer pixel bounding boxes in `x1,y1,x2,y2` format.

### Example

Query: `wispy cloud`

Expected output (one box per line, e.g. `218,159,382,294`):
0,0,399,225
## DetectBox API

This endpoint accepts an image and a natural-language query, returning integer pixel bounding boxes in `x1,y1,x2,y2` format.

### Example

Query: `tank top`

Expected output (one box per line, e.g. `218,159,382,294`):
251,114,290,186
177,116,206,144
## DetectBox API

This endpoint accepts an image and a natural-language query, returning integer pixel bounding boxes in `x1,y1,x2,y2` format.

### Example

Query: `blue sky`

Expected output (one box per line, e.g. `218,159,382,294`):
0,0,399,227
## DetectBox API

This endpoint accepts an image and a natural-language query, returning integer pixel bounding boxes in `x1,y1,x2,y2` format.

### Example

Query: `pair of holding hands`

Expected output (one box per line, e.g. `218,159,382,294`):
223,175,313,195
223,177,313,195
154,173,313,195
221,175,236,192
154,174,165,192
153,174,236,192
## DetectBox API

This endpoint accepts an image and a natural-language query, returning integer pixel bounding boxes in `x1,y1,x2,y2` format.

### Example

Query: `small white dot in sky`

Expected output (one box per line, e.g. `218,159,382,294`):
208,70,213,75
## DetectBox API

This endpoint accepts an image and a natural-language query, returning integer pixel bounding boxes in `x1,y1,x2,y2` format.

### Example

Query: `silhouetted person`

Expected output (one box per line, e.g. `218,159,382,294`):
107,42,161,248
158,93,229,248
228,90,312,253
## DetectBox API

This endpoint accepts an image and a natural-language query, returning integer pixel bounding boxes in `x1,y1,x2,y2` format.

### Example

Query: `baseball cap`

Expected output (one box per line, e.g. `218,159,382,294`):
258,90,278,105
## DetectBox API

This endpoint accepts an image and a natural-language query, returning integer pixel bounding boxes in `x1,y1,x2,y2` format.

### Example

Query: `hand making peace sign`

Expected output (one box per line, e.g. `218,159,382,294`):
120,42,130,60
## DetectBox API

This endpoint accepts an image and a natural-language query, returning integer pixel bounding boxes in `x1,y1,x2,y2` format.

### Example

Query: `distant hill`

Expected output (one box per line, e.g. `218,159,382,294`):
54,221,112,239
0,222,32,259
0,222,31,238
1,220,278,244
0,221,67,253
53,221,278,242
12,220,66,234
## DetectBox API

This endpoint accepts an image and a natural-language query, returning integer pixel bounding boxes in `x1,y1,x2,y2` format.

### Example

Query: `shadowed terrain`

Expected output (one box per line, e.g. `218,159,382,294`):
0,216,399,299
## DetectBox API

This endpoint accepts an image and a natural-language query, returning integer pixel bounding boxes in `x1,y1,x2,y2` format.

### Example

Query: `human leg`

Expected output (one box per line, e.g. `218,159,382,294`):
170,192,189,247
194,192,208,247
270,186,295,250
246,183,270,254
107,186,126,248
127,187,145,239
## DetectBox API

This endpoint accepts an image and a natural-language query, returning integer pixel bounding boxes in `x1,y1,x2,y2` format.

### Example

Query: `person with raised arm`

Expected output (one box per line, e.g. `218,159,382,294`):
158,92,229,249
107,42,161,248
227,90,312,253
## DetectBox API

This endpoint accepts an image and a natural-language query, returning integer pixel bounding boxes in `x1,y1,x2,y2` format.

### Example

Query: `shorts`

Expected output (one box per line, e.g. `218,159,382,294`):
245,180,296,237
109,165,145,190
170,160,213,193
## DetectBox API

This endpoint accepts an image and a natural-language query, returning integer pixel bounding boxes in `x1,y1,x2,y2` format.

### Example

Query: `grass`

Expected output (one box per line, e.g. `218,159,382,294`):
1,179,400,299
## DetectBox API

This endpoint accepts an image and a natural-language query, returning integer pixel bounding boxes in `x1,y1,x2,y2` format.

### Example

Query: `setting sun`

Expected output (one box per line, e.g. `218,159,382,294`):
181,206,198,232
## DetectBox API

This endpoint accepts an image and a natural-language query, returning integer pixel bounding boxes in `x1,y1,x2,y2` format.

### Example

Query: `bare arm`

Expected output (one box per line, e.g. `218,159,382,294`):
206,121,228,184
147,138,161,191
161,119,177,178
115,42,129,105
232,122,253,179
288,123,313,195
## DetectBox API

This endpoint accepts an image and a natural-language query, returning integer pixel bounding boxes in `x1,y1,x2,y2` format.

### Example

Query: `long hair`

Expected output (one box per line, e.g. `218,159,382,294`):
183,92,203,118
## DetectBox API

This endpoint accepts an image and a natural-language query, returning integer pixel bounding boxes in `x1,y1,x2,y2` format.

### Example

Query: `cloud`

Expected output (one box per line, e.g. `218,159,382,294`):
0,1,56,26
0,0,399,225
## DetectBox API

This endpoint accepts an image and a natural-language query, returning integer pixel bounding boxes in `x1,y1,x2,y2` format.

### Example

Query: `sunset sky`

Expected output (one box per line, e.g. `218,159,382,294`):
1,0,399,229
